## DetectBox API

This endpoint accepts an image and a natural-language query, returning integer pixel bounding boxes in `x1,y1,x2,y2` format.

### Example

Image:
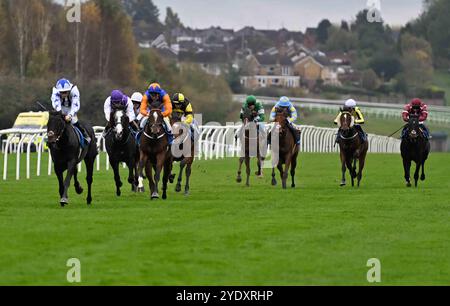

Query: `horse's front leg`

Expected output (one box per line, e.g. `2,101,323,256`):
61,160,77,206
184,160,192,196
176,159,186,192
55,166,65,199
73,167,83,195
138,153,148,193
162,158,171,200
414,161,421,188
236,157,244,183
357,154,366,187
340,151,346,186
282,155,292,190
245,156,251,187
151,153,165,199
127,159,136,192
403,158,412,187
111,160,123,196
271,167,277,186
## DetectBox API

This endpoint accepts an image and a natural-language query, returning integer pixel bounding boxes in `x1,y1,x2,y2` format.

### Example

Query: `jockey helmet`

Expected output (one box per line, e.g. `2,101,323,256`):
56,78,72,93
131,92,143,104
278,96,291,107
344,99,357,109
172,93,186,104
246,95,257,106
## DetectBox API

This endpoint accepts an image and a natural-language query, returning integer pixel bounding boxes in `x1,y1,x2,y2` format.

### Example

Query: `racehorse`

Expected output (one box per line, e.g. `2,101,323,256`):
104,109,140,196
236,108,266,186
137,109,172,200
47,111,97,206
337,111,368,187
401,113,430,187
270,107,299,189
170,112,195,195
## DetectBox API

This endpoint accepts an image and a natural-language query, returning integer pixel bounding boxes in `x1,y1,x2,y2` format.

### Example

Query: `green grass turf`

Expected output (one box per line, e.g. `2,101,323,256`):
0,153,449,285
433,70,450,106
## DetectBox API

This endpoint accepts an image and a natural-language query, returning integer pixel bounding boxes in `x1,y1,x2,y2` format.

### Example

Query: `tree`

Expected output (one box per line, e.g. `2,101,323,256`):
165,7,183,29
361,69,380,91
369,54,402,81
341,20,350,32
325,26,357,52
400,33,434,94
317,19,332,44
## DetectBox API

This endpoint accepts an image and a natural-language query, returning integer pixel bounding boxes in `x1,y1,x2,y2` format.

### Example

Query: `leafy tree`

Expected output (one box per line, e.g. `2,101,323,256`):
317,19,332,44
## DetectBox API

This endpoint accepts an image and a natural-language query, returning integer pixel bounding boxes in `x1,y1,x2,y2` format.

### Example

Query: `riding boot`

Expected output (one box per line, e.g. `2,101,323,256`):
163,117,174,145
401,127,408,139
355,125,367,142
288,122,301,145
74,122,91,144
420,124,430,139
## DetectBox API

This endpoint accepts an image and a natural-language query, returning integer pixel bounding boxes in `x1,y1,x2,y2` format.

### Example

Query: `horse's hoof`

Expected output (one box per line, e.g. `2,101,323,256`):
184,191,190,196
151,193,160,200
175,185,182,193
271,180,277,186
162,194,167,200
236,177,242,183
421,175,426,181
75,186,83,195
340,181,346,187
246,183,250,187
116,190,121,197
169,174,176,184
291,184,296,188
87,197,92,205
406,182,412,187
60,198,69,206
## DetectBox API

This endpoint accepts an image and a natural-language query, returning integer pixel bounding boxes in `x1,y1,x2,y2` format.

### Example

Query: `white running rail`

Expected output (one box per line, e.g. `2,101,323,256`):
0,125,400,181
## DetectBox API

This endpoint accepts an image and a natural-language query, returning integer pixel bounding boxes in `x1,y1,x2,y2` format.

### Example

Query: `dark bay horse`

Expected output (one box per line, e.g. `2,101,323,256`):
105,109,140,196
170,112,195,195
337,111,368,187
137,109,172,200
236,108,266,186
270,108,299,189
47,111,97,206
401,114,430,187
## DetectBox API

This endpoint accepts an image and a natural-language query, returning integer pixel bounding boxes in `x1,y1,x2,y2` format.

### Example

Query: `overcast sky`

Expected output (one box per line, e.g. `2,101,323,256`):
153,0,424,31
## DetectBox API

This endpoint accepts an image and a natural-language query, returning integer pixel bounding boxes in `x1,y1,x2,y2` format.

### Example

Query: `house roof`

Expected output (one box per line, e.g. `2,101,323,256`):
179,51,228,64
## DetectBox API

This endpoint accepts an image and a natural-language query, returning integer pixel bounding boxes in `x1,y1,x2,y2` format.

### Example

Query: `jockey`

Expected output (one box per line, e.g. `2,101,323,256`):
172,93,194,125
131,92,144,119
334,99,367,142
103,90,139,136
171,93,200,140
241,95,265,123
140,83,174,144
269,96,300,145
402,98,430,139
51,78,91,144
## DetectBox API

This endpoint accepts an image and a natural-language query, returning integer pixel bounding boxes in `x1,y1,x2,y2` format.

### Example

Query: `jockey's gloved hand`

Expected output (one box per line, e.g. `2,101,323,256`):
65,115,72,123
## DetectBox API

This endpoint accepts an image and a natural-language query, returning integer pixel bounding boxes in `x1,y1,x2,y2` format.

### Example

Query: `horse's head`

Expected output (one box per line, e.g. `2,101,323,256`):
112,110,129,141
274,107,288,133
338,111,355,132
47,110,66,144
241,107,254,126
406,113,420,141
147,109,164,136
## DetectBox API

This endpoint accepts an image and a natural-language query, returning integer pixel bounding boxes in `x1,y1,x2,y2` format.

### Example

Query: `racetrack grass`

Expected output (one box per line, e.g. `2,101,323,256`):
0,153,449,285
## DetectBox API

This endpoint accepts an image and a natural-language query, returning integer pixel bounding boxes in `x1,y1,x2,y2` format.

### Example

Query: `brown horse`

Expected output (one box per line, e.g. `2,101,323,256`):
337,111,368,187
137,109,172,200
170,112,195,195
236,108,266,186
270,108,299,189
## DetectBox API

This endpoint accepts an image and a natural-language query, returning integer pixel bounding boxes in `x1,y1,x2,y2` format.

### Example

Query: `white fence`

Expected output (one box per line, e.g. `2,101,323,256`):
233,95,450,125
0,125,400,181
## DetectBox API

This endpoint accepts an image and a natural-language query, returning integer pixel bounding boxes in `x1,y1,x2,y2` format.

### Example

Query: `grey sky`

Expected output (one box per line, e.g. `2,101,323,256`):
153,0,424,31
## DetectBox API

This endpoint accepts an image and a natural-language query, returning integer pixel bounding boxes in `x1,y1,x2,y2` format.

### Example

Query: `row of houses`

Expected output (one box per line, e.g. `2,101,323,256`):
141,26,354,90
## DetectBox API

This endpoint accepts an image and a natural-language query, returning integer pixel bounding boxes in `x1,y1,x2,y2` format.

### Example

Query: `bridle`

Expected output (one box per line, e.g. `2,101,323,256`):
48,115,67,145
338,112,358,140
143,109,166,140
112,110,131,144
